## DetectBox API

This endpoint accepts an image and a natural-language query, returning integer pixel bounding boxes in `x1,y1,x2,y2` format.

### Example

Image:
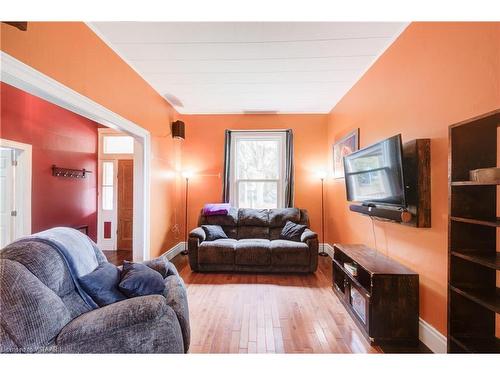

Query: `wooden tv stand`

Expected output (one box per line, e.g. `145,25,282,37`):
332,243,419,345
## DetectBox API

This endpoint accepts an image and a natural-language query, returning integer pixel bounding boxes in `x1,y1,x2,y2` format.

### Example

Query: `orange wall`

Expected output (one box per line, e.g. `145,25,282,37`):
0,22,183,257
326,22,500,335
180,114,328,237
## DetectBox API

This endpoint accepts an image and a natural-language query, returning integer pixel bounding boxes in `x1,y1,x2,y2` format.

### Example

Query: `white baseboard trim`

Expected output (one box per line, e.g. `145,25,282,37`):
163,242,186,261
419,318,447,353
319,243,335,257
320,243,446,353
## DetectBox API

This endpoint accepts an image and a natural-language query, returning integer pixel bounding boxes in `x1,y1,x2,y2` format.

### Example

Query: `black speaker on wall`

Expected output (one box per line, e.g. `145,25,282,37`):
172,120,185,140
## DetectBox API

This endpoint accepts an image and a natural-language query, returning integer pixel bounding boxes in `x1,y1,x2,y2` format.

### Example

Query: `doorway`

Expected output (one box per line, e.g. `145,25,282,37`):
97,128,134,261
2,51,151,261
0,138,32,248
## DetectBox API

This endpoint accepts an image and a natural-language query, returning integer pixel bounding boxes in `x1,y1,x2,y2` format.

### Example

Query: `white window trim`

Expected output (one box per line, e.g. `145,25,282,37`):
229,131,286,209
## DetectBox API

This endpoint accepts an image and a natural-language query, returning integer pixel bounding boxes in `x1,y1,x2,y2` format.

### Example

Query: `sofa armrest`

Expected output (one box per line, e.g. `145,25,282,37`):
301,229,319,273
188,227,204,272
163,274,190,352
56,295,184,353
301,229,318,242
189,227,206,242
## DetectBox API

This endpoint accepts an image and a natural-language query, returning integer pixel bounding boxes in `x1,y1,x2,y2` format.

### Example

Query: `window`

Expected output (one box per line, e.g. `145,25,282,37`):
102,161,114,210
103,135,134,154
230,132,286,209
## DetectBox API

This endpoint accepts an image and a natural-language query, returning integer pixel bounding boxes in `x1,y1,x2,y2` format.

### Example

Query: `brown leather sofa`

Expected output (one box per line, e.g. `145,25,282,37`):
188,208,318,273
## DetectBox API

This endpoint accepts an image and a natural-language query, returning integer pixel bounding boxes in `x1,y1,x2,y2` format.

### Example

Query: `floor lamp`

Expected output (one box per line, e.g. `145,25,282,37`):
181,171,193,256
317,171,328,257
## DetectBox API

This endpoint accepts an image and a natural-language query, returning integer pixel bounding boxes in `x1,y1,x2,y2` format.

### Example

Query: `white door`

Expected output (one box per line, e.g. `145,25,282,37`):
0,139,32,248
0,148,15,248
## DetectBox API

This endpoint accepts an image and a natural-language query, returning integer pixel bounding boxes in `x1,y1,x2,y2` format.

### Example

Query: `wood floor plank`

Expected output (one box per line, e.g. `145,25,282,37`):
171,255,420,354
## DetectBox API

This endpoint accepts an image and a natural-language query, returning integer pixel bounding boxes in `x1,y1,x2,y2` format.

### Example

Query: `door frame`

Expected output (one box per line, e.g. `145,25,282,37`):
97,128,134,251
0,138,32,241
1,51,151,261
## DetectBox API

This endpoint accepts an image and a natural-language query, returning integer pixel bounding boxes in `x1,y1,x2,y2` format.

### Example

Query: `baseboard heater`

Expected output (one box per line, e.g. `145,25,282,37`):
349,204,412,223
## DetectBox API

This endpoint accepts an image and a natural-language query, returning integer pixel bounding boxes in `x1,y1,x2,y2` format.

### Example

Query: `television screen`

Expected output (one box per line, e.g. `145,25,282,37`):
343,134,406,207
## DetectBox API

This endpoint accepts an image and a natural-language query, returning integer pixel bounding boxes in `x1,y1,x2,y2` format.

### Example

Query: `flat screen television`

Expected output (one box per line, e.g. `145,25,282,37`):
343,134,406,207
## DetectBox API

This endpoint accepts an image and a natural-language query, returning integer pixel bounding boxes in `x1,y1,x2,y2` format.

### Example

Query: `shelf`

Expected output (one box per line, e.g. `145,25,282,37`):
450,216,500,227
332,258,371,297
450,335,500,354
449,285,499,313
447,110,500,353
451,250,500,270
451,181,500,186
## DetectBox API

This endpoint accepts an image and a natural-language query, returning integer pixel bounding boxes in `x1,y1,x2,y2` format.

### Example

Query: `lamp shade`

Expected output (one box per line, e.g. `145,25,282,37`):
172,120,185,139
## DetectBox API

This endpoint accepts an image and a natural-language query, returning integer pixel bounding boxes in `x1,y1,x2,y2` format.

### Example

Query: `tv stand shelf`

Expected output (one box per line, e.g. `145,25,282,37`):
332,244,419,345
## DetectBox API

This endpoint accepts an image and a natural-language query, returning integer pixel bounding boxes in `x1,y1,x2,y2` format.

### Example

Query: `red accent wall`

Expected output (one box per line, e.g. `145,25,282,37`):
0,82,99,241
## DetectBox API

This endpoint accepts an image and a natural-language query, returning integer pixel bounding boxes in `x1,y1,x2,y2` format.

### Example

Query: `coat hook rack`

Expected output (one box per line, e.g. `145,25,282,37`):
52,165,92,179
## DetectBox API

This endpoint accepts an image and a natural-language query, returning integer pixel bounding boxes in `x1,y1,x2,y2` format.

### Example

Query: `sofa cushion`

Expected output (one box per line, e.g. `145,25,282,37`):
0,240,92,319
298,209,310,226
280,221,307,242
198,239,237,265
199,207,238,227
238,208,269,226
0,258,72,352
238,226,269,240
79,262,127,307
235,239,271,266
201,225,228,241
269,227,283,241
269,208,300,227
118,261,165,298
271,240,309,266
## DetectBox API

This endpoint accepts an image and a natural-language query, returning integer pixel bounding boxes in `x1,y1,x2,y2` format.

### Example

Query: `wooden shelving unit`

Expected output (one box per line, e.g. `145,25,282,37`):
448,109,500,353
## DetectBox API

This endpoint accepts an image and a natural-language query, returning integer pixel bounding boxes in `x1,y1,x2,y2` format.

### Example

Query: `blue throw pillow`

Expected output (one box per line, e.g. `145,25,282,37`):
79,262,127,307
118,261,165,298
280,220,307,242
201,224,228,241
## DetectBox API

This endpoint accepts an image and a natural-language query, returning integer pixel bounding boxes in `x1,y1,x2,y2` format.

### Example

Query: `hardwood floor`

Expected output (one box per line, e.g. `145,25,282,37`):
105,250,429,353
171,254,430,354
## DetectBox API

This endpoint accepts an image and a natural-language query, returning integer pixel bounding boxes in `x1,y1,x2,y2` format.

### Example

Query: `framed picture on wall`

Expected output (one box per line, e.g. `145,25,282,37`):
332,129,359,179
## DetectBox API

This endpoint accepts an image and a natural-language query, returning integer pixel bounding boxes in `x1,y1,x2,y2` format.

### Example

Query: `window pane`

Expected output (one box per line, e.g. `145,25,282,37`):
238,181,277,209
236,139,279,179
102,161,114,186
102,186,113,210
103,136,134,154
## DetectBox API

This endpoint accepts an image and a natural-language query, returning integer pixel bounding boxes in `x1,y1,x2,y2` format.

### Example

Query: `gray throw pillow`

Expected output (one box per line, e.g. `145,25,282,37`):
280,220,307,242
143,257,176,278
118,261,165,298
201,225,228,241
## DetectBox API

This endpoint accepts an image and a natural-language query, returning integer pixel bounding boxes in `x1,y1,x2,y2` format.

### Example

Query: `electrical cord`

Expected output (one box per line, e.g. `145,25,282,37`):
370,215,377,251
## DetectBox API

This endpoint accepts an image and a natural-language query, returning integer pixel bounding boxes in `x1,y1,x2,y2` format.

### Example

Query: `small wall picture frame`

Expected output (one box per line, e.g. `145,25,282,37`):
333,128,359,179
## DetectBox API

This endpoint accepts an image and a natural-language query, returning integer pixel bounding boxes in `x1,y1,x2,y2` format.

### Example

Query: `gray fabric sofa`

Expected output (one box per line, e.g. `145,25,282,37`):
188,208,318,273
0,230,190,353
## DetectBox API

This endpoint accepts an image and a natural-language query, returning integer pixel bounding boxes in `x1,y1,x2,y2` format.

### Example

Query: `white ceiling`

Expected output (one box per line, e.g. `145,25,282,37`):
89,22,408,114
